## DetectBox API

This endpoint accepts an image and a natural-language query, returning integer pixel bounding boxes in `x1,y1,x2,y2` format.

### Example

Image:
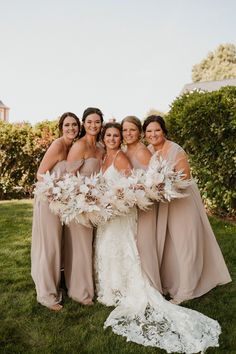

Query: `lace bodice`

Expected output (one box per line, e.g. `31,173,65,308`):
103,164,118,180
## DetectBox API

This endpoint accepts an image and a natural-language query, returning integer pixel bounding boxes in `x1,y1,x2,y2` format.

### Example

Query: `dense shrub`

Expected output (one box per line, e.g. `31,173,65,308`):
166,86,236,216
32,120,59,167
0,120,58,199
1,94,236,217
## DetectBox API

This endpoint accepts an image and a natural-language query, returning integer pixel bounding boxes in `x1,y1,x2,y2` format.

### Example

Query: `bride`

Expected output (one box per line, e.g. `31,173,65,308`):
94,122,221,354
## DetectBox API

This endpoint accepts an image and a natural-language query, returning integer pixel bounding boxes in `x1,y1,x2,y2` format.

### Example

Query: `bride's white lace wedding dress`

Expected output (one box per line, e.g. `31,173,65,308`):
94,164,221,354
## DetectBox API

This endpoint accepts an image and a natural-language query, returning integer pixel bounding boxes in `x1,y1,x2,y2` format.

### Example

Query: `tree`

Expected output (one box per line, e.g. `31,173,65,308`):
192,43,236,82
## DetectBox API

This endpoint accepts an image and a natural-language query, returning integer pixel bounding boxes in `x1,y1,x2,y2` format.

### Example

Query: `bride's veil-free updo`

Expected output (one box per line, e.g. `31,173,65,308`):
101,122,122,146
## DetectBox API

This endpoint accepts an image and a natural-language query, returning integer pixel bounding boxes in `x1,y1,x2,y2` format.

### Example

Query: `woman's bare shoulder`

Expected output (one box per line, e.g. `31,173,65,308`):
115,150,132,167
69,139,87,153
114,150,132,173
116,150,129,162
67,138,87,161
136,144,152,158
73,138,87,148
51,137,65,151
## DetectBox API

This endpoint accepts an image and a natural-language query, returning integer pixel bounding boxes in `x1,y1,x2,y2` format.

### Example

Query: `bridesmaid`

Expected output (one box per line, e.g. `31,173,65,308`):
121,116,163,293
64,107,104,305
143,115,232,304
31,112,80,311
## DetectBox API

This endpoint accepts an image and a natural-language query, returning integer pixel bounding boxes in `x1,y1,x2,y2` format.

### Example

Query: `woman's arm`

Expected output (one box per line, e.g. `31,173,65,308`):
174,151,191,179
67,140,85,162
37,141,61,181
114,151,132,176
66,140,86,174
136,146,152,168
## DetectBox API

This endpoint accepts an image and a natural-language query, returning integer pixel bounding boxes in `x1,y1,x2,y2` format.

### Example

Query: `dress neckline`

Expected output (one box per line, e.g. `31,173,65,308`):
84,157,100,161
102,150,121,174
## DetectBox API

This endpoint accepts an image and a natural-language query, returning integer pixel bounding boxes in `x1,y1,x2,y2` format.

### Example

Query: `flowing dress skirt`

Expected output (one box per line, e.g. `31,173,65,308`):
160,183,232,302
95,207,221,353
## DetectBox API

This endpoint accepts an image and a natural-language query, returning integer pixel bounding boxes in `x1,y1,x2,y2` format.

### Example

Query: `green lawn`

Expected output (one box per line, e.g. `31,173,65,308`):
0,200,235,354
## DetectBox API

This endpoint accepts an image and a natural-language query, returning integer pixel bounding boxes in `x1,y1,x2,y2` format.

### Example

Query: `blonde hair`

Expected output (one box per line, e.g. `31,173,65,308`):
121,115,142,133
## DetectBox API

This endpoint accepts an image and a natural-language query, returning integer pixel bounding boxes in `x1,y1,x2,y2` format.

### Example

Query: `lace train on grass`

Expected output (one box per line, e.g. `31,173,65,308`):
95,182,221,354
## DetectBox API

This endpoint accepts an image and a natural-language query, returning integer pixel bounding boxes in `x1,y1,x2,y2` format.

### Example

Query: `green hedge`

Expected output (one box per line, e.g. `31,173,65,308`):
166,86,236,216
0,120,58,199
1,91,236,217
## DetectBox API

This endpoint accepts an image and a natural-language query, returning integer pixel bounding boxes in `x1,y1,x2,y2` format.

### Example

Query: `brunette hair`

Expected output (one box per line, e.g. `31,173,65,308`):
58,112,80,137
143,115,168,136
121,115,142,134
101,122,122,142
79,107,104,139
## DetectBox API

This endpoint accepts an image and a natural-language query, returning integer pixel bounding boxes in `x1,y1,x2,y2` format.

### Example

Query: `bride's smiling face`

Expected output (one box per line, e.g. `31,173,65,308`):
103,127,121,150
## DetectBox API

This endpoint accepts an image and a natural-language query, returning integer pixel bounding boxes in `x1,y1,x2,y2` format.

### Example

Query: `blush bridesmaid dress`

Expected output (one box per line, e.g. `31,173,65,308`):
126,146,163,293
149,141,231,303
63,158,101,304
31,161,67,308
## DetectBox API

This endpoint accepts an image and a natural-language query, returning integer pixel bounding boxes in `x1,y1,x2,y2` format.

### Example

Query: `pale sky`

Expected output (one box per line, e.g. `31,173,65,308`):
0,0,235,124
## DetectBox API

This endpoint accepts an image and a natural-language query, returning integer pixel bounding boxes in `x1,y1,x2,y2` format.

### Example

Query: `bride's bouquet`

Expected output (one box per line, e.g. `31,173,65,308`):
102,170,152,218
